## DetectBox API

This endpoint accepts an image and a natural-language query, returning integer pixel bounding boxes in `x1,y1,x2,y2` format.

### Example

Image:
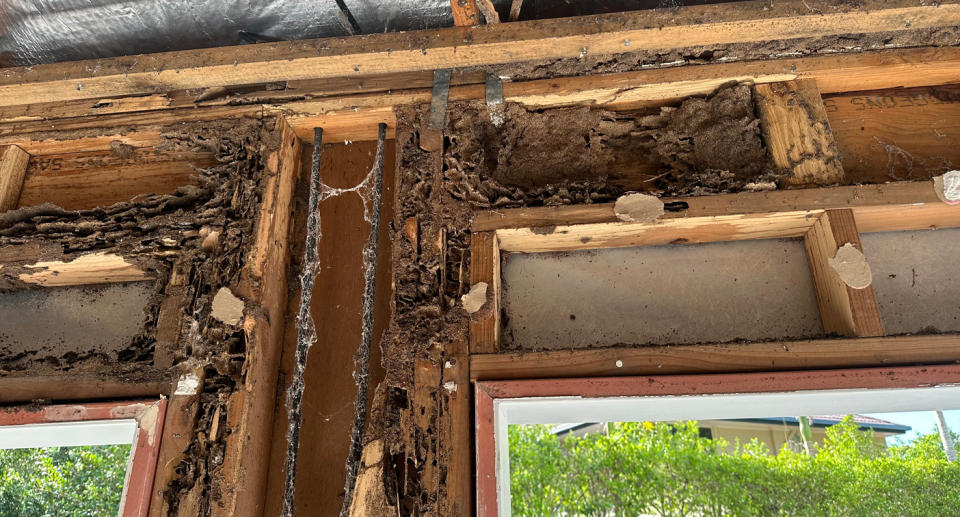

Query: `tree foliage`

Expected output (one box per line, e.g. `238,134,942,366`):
509,417,960,517
0,445,131,517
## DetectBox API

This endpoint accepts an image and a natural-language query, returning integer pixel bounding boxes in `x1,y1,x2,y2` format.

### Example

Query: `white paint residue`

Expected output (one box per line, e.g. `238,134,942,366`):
137,402,161,446
934,171,960,204
211,287,245,326
462,282,489,314
828,243,873,289
443,381,458,393
43,405,86,421
614,193,664,223
175,372,202,395
110,403,147,420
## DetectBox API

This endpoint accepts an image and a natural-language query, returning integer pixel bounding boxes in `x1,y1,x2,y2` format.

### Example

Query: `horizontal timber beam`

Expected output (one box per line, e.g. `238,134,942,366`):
470,334,960,380
492,194,960,253
473,181,954,231
0,2,957,109
0,375,169,404
0,252,153,287
2,46,960,147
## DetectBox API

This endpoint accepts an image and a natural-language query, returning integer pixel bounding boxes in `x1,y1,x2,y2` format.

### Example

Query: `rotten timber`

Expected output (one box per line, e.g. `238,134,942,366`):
756,79,845,185
1,2,959,108
214,120,302,517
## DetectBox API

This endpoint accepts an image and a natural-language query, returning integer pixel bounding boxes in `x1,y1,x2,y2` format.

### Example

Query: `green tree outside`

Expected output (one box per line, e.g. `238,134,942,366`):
509,417,960,517
0,445,131,517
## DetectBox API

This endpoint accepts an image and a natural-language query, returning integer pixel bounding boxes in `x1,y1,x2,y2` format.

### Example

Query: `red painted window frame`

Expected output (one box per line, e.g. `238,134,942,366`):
475,364,960,517
0,399,167,517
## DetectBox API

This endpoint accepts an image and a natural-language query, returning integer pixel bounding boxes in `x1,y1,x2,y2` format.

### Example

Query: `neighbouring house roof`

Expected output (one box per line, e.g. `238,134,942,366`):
551,415,912,436
730,415,911,435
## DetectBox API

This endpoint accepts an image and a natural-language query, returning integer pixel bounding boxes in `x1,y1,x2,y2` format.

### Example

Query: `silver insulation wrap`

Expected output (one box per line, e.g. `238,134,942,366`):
0,0,461,65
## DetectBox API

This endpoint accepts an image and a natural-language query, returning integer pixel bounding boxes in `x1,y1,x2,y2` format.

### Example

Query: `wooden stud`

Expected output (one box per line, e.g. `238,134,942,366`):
756,79,845,185
441,336,472,516
469,231,500,353
476,0,500,23
508,0,524,21
450,0,480,26
804,209,885,337
0,2,957,107
149,367,205,517
469,333,960,380
0,144,29,211
214,120,302,517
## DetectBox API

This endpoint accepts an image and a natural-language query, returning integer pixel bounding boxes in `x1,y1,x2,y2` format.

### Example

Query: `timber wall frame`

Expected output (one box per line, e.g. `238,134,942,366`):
469,180,960,362
1,1,960,516
0,115,304,517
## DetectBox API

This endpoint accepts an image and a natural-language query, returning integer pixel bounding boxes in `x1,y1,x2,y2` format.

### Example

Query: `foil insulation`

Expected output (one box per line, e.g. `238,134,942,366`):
0,0,463,65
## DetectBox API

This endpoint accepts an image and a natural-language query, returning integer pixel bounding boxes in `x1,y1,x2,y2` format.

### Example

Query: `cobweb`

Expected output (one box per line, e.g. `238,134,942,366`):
282,124,387,517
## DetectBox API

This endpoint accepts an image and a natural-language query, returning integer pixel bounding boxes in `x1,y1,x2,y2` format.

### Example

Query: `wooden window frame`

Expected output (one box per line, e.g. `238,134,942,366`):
469,181,960,358
475,364,960,517
0,399,167,517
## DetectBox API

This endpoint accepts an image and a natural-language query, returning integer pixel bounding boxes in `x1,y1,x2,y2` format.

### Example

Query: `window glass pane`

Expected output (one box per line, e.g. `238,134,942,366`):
0,444,133,517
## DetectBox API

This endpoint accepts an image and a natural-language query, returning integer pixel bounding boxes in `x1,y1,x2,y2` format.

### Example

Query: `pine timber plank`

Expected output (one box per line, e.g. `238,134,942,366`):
214,120,301,517
0,2,958,108
472,182,950,231
260,140,395,516
149,368,204,517
18,150,216,210
2,47,960,148
490,200,960,254
804,209,885,337
756,79,845,185
470,231,500,353
509,0,524,21
451,0,481,26
0,71,487,124
476,0,500,23
442,336,472,516
2,131,167,156
825,85,960,184
469,334,960,379
494,210,822,253
12,252,152,287
0,144,29,211
0,375,169,403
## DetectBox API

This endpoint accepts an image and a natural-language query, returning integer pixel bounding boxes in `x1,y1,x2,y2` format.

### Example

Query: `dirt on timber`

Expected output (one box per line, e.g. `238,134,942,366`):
362,80,784,515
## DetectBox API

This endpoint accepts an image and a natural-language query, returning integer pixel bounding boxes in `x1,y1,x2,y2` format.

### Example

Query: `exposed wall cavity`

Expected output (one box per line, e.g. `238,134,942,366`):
0,282,155,371
500,239,824,350
861,229,960,335
0,117,278,516
359,83,793,515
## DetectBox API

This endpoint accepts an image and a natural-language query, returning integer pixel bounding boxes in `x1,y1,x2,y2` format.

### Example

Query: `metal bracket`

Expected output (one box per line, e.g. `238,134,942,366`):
428,68,452,130
485,72,505,126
